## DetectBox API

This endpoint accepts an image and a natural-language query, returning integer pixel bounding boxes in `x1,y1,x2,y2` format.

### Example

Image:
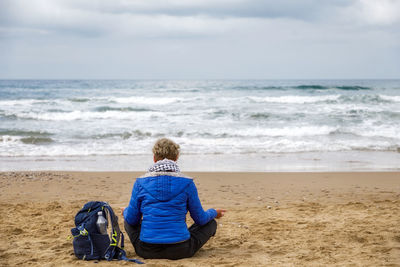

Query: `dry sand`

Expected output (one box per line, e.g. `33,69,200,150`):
0,171,399,266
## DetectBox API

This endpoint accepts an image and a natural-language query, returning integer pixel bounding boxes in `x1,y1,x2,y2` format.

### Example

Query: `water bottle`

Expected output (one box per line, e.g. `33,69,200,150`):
96,211,108,235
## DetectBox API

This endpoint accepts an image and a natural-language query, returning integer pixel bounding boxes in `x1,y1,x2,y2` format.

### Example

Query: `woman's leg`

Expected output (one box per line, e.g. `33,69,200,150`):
124,219,217,259
140,220,217,260
124,221,168,259
124,221,141,253
187,219,217,257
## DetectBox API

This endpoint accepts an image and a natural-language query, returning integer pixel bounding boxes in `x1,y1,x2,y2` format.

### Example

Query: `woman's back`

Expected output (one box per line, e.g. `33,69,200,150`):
124,171,217,244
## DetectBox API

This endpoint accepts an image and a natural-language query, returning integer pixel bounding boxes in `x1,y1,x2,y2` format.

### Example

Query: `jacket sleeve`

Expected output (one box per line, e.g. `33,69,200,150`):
123,180,142,226
187,181,217,226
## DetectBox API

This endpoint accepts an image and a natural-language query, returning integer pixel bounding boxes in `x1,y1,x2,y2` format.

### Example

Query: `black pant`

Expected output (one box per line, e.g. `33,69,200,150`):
124,220,217,260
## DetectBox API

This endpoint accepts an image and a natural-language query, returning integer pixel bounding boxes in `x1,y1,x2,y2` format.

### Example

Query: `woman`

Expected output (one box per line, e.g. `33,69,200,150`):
123,138,226,260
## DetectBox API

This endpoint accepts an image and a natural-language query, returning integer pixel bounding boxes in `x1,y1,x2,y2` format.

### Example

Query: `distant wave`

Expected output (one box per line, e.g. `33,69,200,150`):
94,106,152,112
335,86,370,90
0,96,183,107
68,98,90,102
379,95,400,102
1,135,397,156
235,126,337,137
4,110,165,121
71,126,340,141
3,93,395,112
234,85,371,91
0,130,54,145
173,126,339,138
247,95,340,104
20,137,54,144
296,85,370,90
111,96,183,105
90,130,154,140
295,85,327,90
0,99,45,106
0,129,52,137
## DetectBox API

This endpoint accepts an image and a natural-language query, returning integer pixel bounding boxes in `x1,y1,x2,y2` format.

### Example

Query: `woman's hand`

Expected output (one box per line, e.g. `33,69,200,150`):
215,209,226,219
120,207,125,217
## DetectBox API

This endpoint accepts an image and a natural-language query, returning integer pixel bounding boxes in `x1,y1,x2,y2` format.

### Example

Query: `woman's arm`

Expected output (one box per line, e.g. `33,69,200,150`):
123,180,142,225
187,181,218,225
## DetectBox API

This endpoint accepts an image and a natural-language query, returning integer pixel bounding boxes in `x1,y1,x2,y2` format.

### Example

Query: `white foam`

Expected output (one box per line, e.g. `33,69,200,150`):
379,95,400,102
6,110,165,121
235,126,337,137
247,95,340,104
0,99,44,106
110,96,183,105
347,124,400,139
1,132,399,157
0,135,20,143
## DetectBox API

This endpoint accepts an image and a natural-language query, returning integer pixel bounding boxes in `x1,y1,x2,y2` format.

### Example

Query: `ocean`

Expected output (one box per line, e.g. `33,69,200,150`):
1,79,399,171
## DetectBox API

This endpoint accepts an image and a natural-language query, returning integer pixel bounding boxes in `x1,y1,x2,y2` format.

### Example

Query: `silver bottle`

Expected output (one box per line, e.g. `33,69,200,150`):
96,211,108,235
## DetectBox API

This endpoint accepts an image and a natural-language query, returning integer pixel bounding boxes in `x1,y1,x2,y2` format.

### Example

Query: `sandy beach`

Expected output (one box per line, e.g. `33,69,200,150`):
1,171,399,266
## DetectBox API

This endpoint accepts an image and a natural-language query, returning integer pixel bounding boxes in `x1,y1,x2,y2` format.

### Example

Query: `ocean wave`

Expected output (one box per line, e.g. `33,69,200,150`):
249,113,271,119
68,98,91,102
248,112,307,121
247,95,340,104
0,99,44,106
0,130,54,145
110,96,183,105
335,86,370,90
6,110,165,121
71,125,341,142
1,134,398,156
94,106,152,112
90,130,155,140
0,135,54,145
20,137,54,144
295,85,327,90
180,126,338,138
296,85,370,90
234,85,371,91
379,95,400,102
237,126,337,137
0,96,183,107
353,127,399,140
0,129,52,137
234,86,281,90
329,123,400,139
336,94,397,104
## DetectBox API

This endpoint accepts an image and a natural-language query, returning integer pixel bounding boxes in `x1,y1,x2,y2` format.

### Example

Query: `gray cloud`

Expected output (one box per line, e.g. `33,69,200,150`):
0,0,399,79
81,0,350,20
2,0,399,39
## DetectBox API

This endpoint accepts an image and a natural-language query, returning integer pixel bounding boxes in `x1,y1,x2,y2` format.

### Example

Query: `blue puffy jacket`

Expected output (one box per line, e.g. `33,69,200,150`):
123,171,217,244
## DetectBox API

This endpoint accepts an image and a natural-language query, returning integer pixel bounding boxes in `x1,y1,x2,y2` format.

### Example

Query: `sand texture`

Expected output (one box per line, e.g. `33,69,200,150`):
1,171,399,266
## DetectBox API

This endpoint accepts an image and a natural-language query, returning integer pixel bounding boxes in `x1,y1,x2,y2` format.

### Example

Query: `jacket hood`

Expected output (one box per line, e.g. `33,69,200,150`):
137,173,193,201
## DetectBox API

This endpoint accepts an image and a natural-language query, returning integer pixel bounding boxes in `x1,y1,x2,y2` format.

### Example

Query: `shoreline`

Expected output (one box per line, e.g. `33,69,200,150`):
1,150,400,172
1,171,399,266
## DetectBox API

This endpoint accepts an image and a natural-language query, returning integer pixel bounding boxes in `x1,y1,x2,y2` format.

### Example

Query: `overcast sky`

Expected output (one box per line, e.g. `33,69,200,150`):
1,0,399,79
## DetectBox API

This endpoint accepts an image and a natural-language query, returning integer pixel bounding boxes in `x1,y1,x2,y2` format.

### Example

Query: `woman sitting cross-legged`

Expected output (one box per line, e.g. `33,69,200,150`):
122,138,226,260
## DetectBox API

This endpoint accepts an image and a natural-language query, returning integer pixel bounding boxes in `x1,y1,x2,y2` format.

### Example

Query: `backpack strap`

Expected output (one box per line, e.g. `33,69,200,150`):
114,245,144,264
102,204,144,264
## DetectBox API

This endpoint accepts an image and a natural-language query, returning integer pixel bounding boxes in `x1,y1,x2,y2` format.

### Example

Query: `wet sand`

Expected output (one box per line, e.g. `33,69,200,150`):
1,171,399,266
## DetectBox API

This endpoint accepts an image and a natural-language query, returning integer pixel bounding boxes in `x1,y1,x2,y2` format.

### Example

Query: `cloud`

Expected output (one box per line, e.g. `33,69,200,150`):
73,0,349,20
350,0,400,25
1,0,399,40
0,0,399,79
